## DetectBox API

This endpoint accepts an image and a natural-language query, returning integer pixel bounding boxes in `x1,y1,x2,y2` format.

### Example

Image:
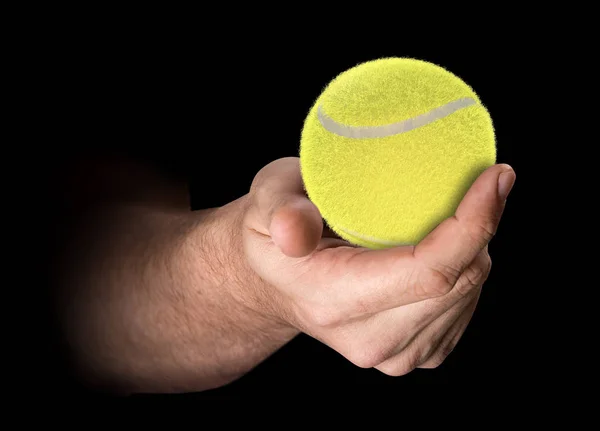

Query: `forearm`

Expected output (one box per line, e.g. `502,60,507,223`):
55,163,298,393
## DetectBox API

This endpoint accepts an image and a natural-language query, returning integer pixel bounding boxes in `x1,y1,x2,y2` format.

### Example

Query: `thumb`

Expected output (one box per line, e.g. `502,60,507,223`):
249,157,323,257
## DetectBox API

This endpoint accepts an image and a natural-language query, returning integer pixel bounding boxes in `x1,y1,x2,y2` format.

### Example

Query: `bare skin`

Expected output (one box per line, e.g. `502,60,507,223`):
56,155,515,393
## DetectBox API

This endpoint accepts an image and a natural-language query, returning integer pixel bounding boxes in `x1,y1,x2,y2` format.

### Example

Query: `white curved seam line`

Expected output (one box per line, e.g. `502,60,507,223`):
317,97,477,139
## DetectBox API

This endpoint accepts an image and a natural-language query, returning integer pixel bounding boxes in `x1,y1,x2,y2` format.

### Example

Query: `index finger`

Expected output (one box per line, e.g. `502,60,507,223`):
414,163,515,286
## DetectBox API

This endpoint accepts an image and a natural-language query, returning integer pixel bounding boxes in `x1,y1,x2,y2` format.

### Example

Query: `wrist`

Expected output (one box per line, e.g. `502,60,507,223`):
187,195,299,335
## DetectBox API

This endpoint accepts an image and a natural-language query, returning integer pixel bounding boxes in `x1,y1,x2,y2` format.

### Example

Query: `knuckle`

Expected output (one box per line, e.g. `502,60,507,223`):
251,179,273,210
421,355,445,369
250,177,287,216
346,341,389,369
470,218,497,244
485,253,493,275
349,294,372,317
250,167,269,194
250,158,299,194
377,363,414,377
416,265,457,298
304,304,344,328
456,263,485,296
453,248,492,297
377,365,411,377
377,350,423,377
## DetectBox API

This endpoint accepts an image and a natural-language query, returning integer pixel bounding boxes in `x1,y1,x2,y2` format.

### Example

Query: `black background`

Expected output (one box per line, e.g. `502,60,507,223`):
33,31,539,399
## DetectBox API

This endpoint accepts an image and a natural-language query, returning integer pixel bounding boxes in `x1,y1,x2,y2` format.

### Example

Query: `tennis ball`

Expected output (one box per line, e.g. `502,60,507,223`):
299,57,496,249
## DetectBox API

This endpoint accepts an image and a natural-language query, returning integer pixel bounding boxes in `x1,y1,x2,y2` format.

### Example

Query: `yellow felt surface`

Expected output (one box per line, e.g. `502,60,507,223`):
300,58,496,248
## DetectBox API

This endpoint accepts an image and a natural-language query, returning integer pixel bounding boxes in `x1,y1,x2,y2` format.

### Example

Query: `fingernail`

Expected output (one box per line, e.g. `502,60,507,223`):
498,166,516,201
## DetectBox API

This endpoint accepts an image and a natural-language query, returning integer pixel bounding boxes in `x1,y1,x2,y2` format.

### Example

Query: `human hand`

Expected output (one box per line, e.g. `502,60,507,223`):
242,157,514,375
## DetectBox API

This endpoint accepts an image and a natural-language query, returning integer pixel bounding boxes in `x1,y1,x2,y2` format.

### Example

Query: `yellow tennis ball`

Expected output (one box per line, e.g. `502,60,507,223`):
299,57,496,249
